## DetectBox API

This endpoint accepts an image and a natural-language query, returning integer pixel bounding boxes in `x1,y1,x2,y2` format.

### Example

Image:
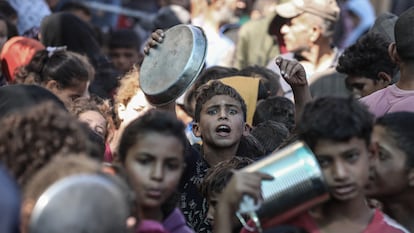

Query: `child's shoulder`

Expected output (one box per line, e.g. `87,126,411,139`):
364,209,410,233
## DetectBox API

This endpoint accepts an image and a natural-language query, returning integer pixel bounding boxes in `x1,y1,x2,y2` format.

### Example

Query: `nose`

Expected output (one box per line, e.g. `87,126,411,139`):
332,161,348,181
280,24,289,35
206,206,215,225
218,108,228,119
150,162,164,181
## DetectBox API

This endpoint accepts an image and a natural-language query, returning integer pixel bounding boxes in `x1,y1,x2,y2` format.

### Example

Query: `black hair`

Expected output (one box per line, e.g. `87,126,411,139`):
193,66,239,91
108,29,141,51
376,112,414,168
14,50,93,89
251,120,290,154
118,109,187,163
194,80,247,122
200,156,254,200
336,33,396,81
0,84,66,119
59,1,91,16
253,96,295,131
0,1,16,20
298,97,374,150
184,66,238,118
0,13,17,39
394,7,414,61
236,134,266,159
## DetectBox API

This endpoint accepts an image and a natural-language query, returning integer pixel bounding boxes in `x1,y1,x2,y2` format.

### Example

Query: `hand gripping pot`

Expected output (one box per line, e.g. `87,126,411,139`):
139,24,207,106
237,141,330,233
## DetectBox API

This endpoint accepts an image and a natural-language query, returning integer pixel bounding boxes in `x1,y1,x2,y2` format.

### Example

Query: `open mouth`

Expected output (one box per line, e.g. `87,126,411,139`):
332,184,355,196
216,125,231,134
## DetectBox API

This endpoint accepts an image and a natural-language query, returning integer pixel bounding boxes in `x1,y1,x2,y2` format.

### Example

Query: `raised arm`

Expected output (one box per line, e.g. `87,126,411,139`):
275,57,312,125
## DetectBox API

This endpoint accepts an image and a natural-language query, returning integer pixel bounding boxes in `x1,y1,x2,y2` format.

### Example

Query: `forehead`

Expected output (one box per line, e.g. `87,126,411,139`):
79,110,105,122
313,137,368,157
372,125,400,150
202,95,242,109
134,132,185,156
346,75,374,83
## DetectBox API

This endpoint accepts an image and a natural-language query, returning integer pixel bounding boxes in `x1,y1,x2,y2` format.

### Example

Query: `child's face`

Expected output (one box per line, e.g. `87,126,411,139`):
109,48,140,74
78,110,107,139
193,95,249,149
365,125,409,199
124,132,185,209
207,192,240,228
313,137,371,202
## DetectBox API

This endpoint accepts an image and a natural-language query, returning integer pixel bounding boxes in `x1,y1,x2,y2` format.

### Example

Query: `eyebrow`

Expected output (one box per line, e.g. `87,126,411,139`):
205,104,241,109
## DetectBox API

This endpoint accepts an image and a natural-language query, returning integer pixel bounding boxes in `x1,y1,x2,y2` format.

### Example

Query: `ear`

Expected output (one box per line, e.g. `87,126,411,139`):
242,123,250,136
192,122,202,138
310,25,322,42
45,80,59,91
408,169,414,187
377,71,392,86
388,42,401,65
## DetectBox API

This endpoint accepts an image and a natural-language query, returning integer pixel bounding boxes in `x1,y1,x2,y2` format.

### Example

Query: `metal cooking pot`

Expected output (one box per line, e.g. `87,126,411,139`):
29,174,130,233
237,141,330,232
139,24,207,106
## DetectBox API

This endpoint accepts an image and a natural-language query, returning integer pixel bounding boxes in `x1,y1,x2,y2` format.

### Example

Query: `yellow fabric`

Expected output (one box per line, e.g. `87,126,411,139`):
220,76,260,126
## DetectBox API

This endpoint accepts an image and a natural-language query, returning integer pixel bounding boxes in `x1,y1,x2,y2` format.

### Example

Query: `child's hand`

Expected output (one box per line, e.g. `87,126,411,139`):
275,56,307,87
143,29,165,55
219,170,274,212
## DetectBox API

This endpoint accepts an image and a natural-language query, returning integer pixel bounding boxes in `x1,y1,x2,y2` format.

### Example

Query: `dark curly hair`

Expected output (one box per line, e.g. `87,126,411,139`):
0,101,93,186
336,33,396,81
298,97,374,150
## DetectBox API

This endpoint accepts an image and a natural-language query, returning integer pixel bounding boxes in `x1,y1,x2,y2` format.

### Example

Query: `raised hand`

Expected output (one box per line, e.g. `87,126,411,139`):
143,29,165,55
275,56,308,87
219,170,273,213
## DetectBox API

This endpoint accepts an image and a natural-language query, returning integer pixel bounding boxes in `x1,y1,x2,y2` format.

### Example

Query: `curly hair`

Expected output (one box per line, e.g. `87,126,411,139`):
0,101,93,186
253,96,295,131
336,33,396,81
113,66,140,128
69,96,115,142
298,97,374,150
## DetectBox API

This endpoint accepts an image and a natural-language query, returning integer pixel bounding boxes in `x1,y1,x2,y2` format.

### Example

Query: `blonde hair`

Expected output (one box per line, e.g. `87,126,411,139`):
113,66,140,128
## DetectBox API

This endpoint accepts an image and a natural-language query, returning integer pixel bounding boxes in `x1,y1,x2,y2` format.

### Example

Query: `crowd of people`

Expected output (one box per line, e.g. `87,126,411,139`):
1,0,414,233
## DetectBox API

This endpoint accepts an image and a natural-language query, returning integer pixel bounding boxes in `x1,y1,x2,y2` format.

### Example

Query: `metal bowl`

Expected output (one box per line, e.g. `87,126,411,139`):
139,24,207,106
29,174,130,233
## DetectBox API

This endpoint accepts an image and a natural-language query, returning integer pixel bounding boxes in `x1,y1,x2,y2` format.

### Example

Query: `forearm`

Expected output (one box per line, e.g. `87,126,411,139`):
213,203,235,233
292,85,312,124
